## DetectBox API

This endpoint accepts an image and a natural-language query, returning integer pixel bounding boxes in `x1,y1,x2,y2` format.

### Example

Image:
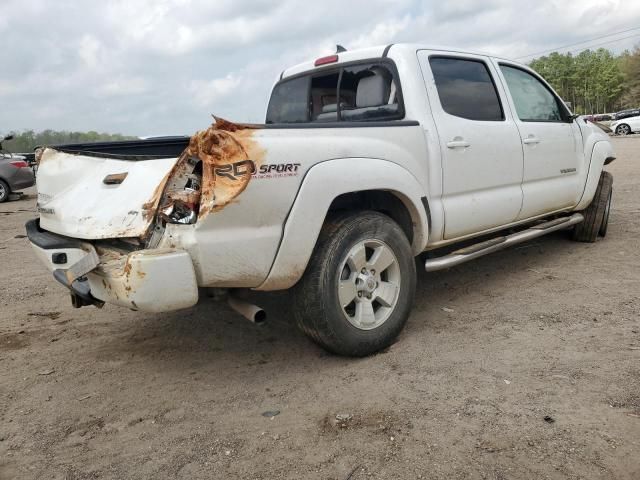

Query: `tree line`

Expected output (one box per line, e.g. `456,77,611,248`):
529,46,640,115
1,130,136,153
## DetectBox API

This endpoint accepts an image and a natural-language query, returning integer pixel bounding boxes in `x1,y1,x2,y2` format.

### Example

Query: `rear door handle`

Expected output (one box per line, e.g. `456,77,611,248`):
446,139,470,149
523,135,540,145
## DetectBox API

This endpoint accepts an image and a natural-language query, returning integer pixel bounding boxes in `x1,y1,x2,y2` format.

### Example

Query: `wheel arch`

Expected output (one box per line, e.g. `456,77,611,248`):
327,190,418,245
255,157,429,291
575,140,613,211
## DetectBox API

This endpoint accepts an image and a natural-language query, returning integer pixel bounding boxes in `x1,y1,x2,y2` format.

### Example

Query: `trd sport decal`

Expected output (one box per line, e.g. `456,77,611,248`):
254,162,301,179
212,159,255,180
213,160,301,180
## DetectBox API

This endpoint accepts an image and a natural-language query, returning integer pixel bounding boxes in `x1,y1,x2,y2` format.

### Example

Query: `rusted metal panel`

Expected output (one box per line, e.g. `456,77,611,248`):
159,117,265,221
37,118,266,240
88,247,198,312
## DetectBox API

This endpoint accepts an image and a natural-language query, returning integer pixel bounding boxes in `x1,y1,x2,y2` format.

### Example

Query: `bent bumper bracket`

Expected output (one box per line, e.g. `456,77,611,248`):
53,269,105,308
52,244,104,308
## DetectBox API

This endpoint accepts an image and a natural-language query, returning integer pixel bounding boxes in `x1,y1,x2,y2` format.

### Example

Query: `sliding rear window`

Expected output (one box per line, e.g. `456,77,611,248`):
266,60,404,124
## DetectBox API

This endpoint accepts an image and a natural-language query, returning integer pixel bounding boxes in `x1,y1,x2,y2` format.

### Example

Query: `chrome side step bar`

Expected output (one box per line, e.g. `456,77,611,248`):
425,213,584,272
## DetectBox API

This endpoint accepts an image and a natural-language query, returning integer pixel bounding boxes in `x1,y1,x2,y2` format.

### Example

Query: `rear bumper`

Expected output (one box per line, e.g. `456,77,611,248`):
26,219,198,312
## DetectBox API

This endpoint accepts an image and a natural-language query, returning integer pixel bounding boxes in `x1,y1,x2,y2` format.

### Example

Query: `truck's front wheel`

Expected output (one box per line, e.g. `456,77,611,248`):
572,171,613,242
292,211,416,356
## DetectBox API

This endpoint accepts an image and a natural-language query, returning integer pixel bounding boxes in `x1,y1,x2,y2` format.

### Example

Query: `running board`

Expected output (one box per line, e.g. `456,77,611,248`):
425,213,584,272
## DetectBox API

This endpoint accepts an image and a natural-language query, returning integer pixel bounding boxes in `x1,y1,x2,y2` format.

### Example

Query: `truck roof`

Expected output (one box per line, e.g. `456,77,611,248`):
280,43,519,80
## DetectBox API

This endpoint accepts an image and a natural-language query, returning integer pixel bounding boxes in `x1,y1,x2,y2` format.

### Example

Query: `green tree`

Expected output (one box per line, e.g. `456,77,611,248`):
619,46,640,108
529,48,626,114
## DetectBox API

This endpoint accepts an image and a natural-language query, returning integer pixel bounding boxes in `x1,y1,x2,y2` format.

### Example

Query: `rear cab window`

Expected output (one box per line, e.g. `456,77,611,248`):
266,60,404,124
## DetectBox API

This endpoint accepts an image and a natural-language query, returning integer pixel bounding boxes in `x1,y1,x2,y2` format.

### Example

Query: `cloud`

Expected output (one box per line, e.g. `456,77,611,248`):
189,73,242,106
78,35,103,69
351,16,413,50
98,76,150,97
0,0,639,136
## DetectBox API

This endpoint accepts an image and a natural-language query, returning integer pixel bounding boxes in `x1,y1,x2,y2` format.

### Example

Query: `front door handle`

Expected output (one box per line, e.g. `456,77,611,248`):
523,135,540,145
446,138,470,149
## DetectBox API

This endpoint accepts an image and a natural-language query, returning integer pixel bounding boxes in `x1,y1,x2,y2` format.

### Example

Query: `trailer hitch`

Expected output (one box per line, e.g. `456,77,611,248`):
52,247,105,308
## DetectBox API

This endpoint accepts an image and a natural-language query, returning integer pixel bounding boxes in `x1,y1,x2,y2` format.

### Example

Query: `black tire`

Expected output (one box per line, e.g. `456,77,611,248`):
572,171,613,242
616,124,631,135
599,187,612,237
292,211,416,357
0,179,9,203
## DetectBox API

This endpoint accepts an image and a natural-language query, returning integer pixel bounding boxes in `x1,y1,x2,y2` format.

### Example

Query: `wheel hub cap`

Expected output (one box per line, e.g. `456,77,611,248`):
337,239,401,330
358,271,377,295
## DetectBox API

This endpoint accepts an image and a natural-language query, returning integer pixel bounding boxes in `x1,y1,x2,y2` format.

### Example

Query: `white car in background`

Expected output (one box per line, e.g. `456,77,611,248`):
610,115,640,135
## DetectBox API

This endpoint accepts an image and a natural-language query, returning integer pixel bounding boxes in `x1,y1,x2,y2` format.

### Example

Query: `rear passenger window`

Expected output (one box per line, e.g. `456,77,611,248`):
266,76,309,124
499,65,564,122
429,57,504,121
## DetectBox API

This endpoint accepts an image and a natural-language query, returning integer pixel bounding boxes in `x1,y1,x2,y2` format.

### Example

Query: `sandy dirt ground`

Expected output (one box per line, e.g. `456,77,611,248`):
1,137,639,480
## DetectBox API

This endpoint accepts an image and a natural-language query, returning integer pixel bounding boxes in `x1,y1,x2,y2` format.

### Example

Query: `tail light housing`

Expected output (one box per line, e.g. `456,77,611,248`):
9,160,29,168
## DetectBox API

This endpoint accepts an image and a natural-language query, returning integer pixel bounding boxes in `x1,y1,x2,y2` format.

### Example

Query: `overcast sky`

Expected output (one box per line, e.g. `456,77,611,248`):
1,0,640,137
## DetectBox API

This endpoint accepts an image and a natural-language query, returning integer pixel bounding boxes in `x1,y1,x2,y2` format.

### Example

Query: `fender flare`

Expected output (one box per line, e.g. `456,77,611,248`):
574,140,614,211
256,157,429,291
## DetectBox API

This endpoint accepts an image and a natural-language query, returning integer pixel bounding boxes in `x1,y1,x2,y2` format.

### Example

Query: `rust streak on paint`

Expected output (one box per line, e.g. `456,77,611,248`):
135,116,265,237
141,170,172,222
183,116,265,218
123,261,132,278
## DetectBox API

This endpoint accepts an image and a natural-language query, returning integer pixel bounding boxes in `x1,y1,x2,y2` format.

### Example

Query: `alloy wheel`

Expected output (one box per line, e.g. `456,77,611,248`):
617,124,630,135
337,239,401,330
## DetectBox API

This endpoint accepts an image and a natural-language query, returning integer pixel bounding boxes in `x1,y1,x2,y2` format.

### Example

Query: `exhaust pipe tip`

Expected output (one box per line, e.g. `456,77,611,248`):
227,294,267,324
253,309,267,324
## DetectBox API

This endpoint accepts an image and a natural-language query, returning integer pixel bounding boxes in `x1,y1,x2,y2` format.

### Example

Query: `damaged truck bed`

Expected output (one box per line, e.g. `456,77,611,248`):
30,119,270,311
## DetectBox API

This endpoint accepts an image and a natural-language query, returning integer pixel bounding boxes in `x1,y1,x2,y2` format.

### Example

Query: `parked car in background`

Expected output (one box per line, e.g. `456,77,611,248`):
592,114,612,122
0,135,36,202
613,108,640,121
610,114,640,135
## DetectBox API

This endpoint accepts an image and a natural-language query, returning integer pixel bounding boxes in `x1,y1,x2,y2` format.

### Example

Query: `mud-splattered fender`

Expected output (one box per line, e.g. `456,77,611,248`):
574,140,615,211
256,158,429,291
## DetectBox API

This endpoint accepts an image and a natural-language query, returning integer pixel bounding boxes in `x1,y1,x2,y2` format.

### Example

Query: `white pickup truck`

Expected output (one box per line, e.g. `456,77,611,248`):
27,44,615,356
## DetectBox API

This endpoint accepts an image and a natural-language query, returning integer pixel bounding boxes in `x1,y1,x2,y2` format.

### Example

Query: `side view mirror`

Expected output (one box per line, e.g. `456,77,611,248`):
3,135,14,141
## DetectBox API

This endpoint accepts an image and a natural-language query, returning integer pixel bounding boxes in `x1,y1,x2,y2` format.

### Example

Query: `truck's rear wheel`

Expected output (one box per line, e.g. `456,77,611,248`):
292,211,416,356
572,171,613,242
